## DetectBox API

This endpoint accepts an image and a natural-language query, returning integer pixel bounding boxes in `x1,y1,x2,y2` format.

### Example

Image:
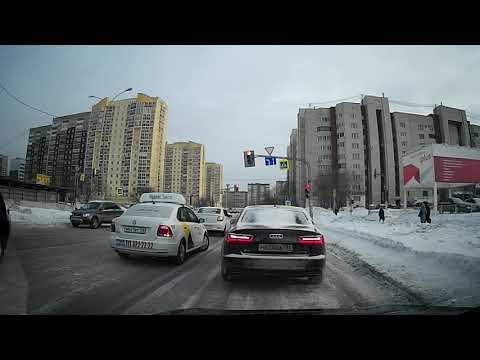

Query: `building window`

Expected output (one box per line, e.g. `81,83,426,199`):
419,134,425,140
422,190,428,197
352,143,359,149
400,122,406,128
418,124,423,131
352,153,360,160
402,151,406,156
401,141,407,147
428,133,436,139
401,132,407,137
352,133,359,139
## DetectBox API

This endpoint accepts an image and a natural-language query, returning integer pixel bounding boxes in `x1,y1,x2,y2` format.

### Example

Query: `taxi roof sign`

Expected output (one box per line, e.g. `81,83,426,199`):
139,193,186,204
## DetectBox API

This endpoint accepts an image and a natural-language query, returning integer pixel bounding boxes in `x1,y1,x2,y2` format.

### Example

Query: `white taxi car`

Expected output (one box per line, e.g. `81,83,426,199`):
196,207,232,235
110,193,209,265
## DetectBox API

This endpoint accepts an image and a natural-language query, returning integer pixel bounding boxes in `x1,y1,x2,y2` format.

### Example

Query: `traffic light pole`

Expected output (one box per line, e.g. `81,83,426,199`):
254,154,312,217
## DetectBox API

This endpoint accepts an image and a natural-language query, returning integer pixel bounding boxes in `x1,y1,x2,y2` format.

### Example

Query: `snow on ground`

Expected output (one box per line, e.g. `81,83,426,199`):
314,207,480,306
9,205,71,226
314,207,480,258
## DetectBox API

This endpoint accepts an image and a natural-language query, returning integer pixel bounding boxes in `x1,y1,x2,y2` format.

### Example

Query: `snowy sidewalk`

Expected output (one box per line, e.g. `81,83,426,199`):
8,205,72,226
314,207,480,306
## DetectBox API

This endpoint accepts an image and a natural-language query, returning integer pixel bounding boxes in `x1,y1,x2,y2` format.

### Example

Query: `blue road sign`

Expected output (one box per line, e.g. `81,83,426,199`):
265,157,277,166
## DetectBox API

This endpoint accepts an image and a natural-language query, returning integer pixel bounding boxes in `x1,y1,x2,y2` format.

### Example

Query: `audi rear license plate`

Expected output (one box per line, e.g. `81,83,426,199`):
258,244,293,252
123,226,146,234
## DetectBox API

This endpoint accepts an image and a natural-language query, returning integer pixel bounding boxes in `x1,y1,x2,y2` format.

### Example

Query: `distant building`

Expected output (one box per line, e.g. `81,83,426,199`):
223,189,248,209
163,141,206,207
9,157,25,181
0,154,8,177
275,180,288,204
248,183,270,205
205,162,223,207
25,125,51,183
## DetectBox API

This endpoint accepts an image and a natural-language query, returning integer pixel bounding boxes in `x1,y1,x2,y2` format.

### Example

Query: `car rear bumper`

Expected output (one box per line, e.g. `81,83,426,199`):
203,223,226,231
223,253,325,276
110,235,179,257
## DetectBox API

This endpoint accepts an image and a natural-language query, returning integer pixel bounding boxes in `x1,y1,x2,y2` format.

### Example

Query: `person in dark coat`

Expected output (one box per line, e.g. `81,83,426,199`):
418,202,426,223
425,202,431,224
0,192,10,259
379,206,385,223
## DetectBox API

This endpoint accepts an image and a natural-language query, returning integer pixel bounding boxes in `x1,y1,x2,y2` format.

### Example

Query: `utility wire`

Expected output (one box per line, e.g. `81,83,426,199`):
0,128,30,151
306,95,361,107
0,79,57,117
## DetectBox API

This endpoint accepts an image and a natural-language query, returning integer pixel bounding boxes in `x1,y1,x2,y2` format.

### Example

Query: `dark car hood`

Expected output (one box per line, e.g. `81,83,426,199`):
154,305,479,316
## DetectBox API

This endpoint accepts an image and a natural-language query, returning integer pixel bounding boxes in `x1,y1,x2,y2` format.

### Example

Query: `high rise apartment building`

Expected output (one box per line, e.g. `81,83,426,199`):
205,162,223,207
0,154,8,177
163,141,205,206
25,125,51,183
46,112,90,187
84,93,168,199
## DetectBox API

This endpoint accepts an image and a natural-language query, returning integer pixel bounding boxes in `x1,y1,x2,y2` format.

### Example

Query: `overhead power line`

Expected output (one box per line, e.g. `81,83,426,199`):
0,79,57,117
306,95,361,108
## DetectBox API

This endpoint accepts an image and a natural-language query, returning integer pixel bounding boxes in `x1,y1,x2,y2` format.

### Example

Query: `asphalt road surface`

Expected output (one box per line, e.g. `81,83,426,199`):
7,223,423,315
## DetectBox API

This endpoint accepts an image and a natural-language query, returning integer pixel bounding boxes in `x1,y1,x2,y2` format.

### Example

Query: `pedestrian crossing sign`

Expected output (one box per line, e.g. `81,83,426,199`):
279,159,289,171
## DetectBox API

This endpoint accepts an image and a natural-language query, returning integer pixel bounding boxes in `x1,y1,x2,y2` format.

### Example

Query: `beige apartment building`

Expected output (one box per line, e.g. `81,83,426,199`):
205,162,223,207
84,93,168,200
163,141,206,206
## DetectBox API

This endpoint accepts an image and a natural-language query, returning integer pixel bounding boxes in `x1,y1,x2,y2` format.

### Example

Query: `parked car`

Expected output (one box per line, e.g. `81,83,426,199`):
438,197,472,213
70,200,125,229
464,198,480,212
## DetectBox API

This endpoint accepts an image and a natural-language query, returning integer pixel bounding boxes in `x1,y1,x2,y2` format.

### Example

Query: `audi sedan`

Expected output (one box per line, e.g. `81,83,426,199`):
221,205,326,283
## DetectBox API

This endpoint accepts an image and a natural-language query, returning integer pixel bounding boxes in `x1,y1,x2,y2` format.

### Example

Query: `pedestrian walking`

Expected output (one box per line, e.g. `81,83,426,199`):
418,202,426,223
425,202,431,224
0,192,10,260
379,206,385,223
334,207,338,216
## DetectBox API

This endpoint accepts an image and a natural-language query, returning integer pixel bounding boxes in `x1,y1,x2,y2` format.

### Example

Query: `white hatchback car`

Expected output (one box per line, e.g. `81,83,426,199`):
196,207,232,235
110,193,209,265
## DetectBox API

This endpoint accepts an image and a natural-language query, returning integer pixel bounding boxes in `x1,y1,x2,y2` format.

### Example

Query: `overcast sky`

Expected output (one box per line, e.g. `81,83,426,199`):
1,45,479,191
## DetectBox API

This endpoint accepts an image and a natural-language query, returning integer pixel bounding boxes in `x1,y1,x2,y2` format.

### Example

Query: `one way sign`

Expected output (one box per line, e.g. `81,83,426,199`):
265,157,277,166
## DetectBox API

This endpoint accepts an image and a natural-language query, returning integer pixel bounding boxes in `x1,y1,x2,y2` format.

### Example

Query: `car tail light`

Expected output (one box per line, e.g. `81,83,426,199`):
157,224,173,237
217,216,224,221
226,233,255,244
298,234,325,246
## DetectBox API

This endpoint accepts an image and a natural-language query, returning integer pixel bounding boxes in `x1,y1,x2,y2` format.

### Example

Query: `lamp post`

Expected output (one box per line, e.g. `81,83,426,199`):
87,88,133,199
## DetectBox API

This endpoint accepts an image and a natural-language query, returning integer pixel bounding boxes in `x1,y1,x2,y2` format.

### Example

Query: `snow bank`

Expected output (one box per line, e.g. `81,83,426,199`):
9,205,71,226
314,207,480,259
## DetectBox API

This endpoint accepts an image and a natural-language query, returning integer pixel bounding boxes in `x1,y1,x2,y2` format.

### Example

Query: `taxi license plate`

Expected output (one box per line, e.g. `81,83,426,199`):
123,226,146,234
258,244,293,252
116,239,153,249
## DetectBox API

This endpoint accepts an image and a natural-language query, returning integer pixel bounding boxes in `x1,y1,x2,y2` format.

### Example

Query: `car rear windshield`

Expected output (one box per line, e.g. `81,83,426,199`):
82,202,101,209
124,205,173,218
198,208,221,214
240,208,310,226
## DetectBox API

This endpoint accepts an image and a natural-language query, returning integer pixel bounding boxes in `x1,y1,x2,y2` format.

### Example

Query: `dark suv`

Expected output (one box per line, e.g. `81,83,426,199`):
70,201,125,229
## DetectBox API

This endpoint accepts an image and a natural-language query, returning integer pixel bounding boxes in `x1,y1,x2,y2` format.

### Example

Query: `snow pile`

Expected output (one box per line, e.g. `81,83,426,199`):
314,208,480,259
9,206,72,226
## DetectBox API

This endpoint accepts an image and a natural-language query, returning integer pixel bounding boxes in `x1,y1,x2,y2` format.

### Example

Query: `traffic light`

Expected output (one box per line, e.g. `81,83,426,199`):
305,188,310,199
244,150,255,167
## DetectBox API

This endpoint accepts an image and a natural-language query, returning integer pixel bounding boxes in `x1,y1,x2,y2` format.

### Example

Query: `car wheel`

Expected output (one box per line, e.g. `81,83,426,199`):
72,223,79,228
117,252,130,259
90,216,100,229
221,260,233,281
201,234,209,251
175,240,186,265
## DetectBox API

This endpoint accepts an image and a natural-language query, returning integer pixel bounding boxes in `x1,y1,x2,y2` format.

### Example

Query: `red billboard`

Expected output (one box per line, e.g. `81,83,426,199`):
434,156,480,183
